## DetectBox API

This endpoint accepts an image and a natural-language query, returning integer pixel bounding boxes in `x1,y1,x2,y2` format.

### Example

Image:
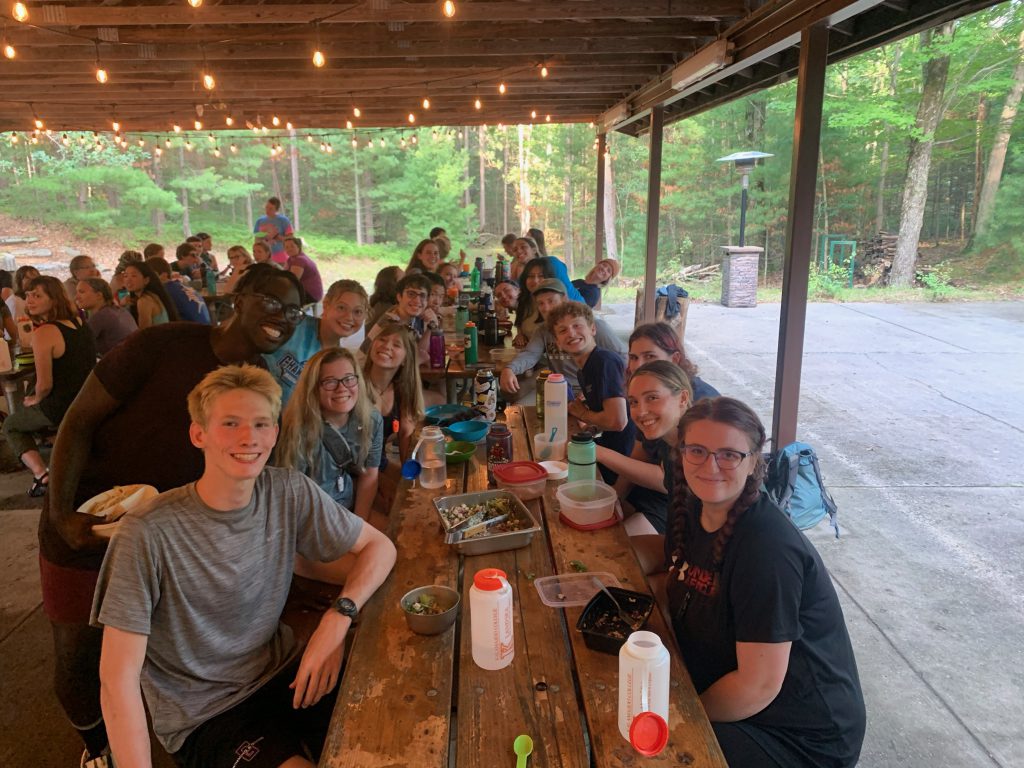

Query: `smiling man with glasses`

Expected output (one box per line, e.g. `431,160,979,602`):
360,272,436,364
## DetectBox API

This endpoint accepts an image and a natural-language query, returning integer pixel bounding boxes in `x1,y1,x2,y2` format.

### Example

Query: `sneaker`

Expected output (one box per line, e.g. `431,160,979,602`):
80,748,114,768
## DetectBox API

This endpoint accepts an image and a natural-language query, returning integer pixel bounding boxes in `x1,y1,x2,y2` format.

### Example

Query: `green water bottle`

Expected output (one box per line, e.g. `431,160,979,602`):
470,261,481,292
567,432,597,483
464,321,478,364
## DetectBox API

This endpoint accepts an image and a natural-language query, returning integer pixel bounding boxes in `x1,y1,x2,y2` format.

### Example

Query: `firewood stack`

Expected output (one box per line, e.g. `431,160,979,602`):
861,231,898,285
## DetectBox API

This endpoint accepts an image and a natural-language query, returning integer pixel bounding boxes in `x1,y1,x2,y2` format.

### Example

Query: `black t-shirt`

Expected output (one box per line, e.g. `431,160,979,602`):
572,280,601,308
578,347,635,483
38,323,223,569
665,493,865,767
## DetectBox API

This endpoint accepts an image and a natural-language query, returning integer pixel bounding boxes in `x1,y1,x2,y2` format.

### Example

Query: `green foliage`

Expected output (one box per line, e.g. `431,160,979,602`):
917,262,957,300
809,262,852,299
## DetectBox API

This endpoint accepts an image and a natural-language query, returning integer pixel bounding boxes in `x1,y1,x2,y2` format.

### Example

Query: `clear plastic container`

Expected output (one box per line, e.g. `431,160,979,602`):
493,461,548,501
556,479,618,529
533,572,621,607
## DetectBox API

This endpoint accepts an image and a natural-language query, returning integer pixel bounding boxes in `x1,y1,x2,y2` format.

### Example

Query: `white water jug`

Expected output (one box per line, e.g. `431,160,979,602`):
543,373,568,447
618,631,670,754
470,568,514,670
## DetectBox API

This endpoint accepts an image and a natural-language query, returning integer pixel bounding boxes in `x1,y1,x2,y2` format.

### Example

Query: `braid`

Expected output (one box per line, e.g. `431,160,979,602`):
667,421,693,574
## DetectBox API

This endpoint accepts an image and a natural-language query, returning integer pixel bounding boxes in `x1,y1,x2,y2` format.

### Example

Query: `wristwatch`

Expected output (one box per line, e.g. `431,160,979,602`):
332,596,359,621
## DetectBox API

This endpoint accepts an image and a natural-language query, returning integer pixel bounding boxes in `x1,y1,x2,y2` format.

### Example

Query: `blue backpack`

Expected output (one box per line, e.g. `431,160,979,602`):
765,442,840,537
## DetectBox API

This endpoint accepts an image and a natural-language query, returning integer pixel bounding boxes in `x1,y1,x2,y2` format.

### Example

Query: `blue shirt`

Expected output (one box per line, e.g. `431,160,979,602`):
164,280,211,325
578,347,635,483
263,315,321,405
302,412,384,509
254,213,294,258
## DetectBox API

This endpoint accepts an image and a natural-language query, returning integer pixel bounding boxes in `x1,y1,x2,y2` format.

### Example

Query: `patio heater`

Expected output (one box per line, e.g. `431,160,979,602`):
716,151,773,246
715,151,773,307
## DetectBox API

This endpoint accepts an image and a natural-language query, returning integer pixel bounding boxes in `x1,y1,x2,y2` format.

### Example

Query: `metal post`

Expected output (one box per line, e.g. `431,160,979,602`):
772,23,829,448
738,172,749,247
643,105,664,323
595,133,606,264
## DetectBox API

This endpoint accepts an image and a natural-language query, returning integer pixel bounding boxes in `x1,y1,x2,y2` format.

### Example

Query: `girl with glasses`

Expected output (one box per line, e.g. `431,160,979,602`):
277,347,382,524
658,396,865,767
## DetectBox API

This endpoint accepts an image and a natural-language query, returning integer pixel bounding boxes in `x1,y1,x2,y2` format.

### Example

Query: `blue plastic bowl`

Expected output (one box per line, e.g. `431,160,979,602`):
425,404,477,427
446,419,489,443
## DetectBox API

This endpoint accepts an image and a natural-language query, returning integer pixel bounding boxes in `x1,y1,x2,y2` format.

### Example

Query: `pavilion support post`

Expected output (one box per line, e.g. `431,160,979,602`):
643,105,665,323
772,22,829,448
595,133,606,264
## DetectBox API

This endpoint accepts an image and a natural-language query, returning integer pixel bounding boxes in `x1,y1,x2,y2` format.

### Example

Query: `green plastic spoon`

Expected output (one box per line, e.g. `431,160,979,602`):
513,734,534,768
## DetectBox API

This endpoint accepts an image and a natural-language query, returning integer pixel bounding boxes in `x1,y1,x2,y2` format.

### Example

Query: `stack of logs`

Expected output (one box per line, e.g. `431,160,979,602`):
860,231,898,286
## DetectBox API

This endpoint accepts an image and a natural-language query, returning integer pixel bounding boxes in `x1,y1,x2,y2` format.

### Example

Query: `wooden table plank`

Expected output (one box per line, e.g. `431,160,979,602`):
520,406,728,768
455,408,589,768
320,459,466,768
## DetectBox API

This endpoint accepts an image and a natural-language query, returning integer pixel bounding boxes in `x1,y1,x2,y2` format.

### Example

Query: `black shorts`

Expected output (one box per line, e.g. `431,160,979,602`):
172,665,338,768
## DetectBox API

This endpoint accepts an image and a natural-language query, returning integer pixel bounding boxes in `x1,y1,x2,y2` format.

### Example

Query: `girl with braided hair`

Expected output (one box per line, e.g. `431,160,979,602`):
665,397,865,767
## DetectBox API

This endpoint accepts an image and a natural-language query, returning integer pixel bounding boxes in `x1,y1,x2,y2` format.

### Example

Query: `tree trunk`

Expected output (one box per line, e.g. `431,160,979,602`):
563,130,574,273
517,124,531,233
502,129,509,234
362,170,374,244
245,188,254,232
178,145,191,236
603,150,618,260
270,156,283,203
353,142,363,245
972,95,987,227
891,23,955,287
151,151,165,237
464,127,472,236
288,128,301,232
478,125,487,231
974,27,1024,240
876,42,903,233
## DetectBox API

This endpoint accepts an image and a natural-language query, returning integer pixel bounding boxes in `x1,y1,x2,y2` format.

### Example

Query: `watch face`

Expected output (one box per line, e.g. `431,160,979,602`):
334,597,358,617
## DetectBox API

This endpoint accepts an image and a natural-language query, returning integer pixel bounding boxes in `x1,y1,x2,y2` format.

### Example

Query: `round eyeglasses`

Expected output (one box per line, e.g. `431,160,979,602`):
251,293,304,325
681,444,752,471
319,374,359,391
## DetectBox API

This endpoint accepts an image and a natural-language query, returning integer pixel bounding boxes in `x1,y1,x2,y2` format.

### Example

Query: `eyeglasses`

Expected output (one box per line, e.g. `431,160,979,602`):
320,374,359,391
402,290,427,302
681,444,752,470
250,293,304,325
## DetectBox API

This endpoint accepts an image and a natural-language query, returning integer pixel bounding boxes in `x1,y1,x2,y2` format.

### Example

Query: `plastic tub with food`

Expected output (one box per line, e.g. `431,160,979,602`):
492,461,548,501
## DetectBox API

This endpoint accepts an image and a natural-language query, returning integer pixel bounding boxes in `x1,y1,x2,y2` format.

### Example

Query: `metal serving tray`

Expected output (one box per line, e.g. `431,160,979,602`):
434,490,541,556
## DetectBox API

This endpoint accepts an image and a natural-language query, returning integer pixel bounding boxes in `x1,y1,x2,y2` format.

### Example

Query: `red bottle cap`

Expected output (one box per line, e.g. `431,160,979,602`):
629,711,669,756
473,568,508,591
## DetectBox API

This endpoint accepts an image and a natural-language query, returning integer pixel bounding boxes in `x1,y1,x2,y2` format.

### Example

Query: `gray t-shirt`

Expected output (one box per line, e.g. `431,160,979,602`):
300,410,384,509
506,316,626,391
90,467,363,753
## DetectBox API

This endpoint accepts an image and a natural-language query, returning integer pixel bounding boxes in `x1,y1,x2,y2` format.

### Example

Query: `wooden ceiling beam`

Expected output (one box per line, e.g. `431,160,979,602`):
35,2,745,26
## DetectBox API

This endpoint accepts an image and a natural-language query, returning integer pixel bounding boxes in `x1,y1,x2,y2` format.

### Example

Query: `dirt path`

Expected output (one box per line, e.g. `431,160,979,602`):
0,212,134,277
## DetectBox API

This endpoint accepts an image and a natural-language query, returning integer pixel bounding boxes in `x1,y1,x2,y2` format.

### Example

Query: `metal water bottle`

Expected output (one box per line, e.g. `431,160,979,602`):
486,423,513,484
464,321,479,364
428,328,445,368
474,369,497,421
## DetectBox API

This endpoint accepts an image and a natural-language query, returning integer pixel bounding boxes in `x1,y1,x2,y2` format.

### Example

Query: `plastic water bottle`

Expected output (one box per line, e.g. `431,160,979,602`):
543,373,568,446
470,568,514,670
416,426,447,489
567,432,597,483
618,631,670,756
464,321,478,364
470,259,481,291
428,328,445,368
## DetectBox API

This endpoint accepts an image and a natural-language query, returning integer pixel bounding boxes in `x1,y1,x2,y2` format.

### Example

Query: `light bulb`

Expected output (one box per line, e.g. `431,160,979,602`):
112,120,121,131
271,115,280,126
541,65,548,78
194,119,202,130
34,118,43,129
379,137,385,147
422,97,430,110
286,121,293,130
261,125,268,134
155,146,162,156
185,140,193,151
213,147,221,157
78,135,85,144
545,114,551,122
326,143,333,153
138,138,145,147
61,133,69,146
530,110,537,119
269,146,276,157
202,72,215,90
188,0,202,7
96,67,108,84
230,143,238,153
442,0,455,18
3,43,16,59
353,106,361,118
400,138,406,148
498,82,506,95
312,49,325,68
164,138,171,147
12,2,28,22
31,135,38,144
408,113,415,124
351,137,358,147
10,132,18,144
207,133,214,143
474,97,482,110
173,124,181,133
225,116,234,126
320,141,327,152
411,135,418,144
345,120,353,129
306,134,313,142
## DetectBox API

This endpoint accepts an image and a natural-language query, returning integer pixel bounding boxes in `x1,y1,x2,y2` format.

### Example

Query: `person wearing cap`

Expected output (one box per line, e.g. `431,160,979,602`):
573,258,621,309
499,278,625,401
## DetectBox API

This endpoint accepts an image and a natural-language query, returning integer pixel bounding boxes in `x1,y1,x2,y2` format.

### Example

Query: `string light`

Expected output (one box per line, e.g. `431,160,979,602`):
379,137,385,147
230,143,238,153
422,96,431,110
2,41,14,59
225,116,234,127
541,65,549,78
351,136,358,147
498,82,506,95
286,121,293,130
155,146,162,156
411,135,418,144
9,131,18,144
77,134,85,145
400,137,406,148
352,106,361,118
545,114,551,122
33,118,44,130
137,137,145,147
312,21,325,68
202,72,215,90
207,133,215,143
12,3,28,23
184,139,193,151
164,138,171,148
213,146,221,157
61,133,70,146
408,113,416,124
530,110,537,119
187,0,203,8
442,0,455,18
272,115,280,127
94,42,108,84
112,120,120,132
194,119,202,130
474,97,482,110
325,142,333,153
173,124,182,133
320,141,327,152
306,134,313,142
345,120,353,130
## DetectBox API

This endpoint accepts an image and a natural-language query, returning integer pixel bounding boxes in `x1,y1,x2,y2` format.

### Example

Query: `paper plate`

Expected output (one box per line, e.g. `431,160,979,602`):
79,484,159,538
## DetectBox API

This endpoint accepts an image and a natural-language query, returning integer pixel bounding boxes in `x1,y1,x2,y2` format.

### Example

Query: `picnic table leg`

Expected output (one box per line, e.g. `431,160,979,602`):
3,380,20,414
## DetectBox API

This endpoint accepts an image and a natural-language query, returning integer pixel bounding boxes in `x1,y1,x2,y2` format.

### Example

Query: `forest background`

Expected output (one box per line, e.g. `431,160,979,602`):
1,1,1022,303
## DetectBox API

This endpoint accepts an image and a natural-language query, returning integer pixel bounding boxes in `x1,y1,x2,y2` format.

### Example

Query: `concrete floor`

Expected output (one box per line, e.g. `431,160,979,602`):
1,300,1021,767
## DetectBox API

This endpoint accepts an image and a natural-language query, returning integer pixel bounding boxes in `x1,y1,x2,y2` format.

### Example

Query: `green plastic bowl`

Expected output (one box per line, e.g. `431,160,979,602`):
445,440,476,464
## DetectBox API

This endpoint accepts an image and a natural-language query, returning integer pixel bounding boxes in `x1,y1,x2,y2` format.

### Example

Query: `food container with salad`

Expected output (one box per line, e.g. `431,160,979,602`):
434,490,540,556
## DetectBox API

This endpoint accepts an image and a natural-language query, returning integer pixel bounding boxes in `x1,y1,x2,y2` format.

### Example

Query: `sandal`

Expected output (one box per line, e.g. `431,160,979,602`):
28,470,49,498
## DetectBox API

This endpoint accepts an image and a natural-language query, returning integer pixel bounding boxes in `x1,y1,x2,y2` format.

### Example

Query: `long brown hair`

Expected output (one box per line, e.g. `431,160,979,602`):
629,322,699,381
363,323,425,425
27,276,78,322
668,397,766,593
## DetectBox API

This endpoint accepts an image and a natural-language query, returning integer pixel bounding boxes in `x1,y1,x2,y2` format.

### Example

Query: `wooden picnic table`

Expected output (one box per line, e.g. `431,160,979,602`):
319,405,726,768
0,365,35,413
419,331,517,404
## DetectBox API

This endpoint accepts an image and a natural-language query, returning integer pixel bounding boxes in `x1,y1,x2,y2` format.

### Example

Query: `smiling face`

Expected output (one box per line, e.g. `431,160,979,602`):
628,373,689,442
283,239,301,258
681,419,757,511
534,291,564,319
553,314,596,356
190,388,279,485
628,336,681,377
592,260,614,283
122,265,147,293
252,242,271,263
524,268,547,294
235,276,301,354
25,285,53,317
428,284,445,313
322,291,366,339
494,282,520,309
396,285,427,319
418,242,441,271
438,263,459,289
75,281,103,312
512,239,536,264
370,331,407,371
318,357,360,419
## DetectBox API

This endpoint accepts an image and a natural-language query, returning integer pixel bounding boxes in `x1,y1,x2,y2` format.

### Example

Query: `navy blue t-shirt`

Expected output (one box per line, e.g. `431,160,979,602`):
164,280,212,325
578,347,635,483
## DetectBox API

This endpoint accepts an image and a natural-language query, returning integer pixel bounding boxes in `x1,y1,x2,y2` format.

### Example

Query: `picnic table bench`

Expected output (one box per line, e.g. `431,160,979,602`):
318,405,726,767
